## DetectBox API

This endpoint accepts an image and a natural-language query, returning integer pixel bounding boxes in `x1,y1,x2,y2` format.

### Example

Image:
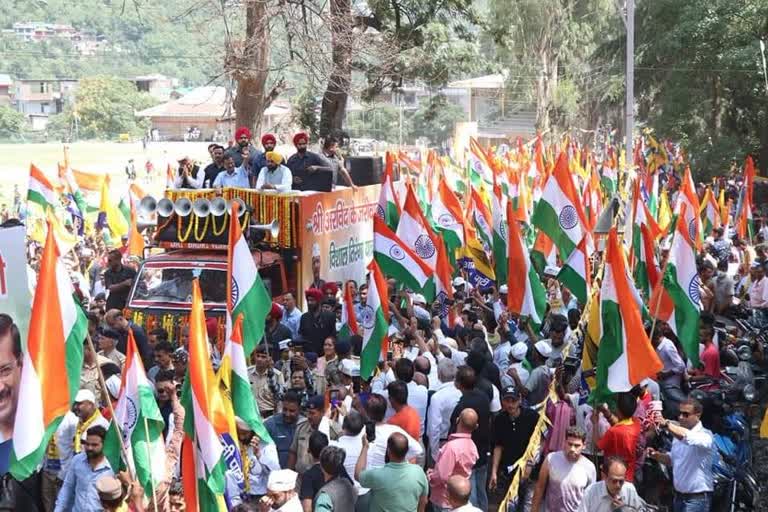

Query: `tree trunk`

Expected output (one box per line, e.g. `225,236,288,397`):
234,0,270,135
711,74,722,137
319,0,353,138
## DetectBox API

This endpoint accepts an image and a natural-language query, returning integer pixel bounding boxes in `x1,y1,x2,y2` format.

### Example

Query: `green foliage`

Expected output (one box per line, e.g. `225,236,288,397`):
0,105,26,138
628,0,768,177
407,95,465,145
0,0,226,85
52,76,159,140
346,106,400,141
291,87,320,141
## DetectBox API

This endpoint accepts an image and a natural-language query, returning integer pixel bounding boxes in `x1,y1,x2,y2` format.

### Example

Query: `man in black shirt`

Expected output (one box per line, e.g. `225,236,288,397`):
489,385,538,508
102,249,136,310
225,126,263,168
299,288,337,355
104,309,153,370
203,145,226,187
286,132,331,191
266,302,294,362
449,365,491,511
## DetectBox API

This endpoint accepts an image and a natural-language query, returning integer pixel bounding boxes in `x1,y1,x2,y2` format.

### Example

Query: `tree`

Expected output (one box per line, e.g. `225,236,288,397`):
227,0,286,136
0,105,26,139
597,0,768,177
407,95,466,145
52,76,159,140
318,0,353,137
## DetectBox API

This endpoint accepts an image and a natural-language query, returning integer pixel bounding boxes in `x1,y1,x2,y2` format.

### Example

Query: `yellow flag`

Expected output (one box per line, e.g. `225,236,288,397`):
99,176,129,239
658,189,673,232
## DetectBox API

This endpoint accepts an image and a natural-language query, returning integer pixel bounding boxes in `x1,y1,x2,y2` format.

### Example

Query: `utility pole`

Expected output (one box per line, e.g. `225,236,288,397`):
625,0,635,174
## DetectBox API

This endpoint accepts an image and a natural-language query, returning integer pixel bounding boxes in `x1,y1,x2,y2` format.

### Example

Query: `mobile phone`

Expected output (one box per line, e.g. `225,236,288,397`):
330,390,340,408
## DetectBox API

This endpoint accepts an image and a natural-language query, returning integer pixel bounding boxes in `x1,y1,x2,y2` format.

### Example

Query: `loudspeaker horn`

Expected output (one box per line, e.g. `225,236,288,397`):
210,197,227,216
192,198,211,217
174,197,193,217
229,197,248,218
250,219,280,239
156,198,175,217
138,196,157,216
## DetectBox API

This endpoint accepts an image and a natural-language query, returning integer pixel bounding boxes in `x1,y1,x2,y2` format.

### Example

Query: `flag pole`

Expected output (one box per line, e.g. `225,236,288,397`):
143,416,159,512
86,332,136,480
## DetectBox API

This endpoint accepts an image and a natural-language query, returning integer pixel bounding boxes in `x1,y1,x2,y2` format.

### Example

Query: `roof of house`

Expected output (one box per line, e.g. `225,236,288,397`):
447,73,507,90
135,86,233,118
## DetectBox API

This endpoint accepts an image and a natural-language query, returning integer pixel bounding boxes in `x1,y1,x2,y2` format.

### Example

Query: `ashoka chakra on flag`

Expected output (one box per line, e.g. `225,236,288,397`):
414,234,436,259
376,204,385,220
360,305,376,329
559,205,578,230
688,275,701,304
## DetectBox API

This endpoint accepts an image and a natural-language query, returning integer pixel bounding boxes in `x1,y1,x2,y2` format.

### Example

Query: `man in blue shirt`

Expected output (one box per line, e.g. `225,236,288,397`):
213,154,250,189
264,391,304,468
280,292,303,339
54,425,114,512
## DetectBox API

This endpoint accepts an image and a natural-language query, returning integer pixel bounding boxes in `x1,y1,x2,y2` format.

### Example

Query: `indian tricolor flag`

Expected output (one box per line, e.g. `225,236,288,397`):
506,201,547,328
27,164,57,211
338,282,360,339
10,220,87,480
700,187,720,238
374,216,433,293
531,230,556,276
360,260,390,380
677,166,702,249
431,179,464,261
105,330,166,497
595,228,662,401
181,280,229,512
377,152,401,231
220,314,272,444
433,238,455,325
557,234,591,305
396,184,439,270
228,202,271,356
531,152,588,260
634,223,661,300
492,179,508,285
628,178,661,269
469,137,494,184
470,188,494,255
650,205,702,365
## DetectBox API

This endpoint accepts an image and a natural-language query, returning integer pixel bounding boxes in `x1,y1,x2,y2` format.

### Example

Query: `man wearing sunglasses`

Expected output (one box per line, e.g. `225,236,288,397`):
647,397,714,512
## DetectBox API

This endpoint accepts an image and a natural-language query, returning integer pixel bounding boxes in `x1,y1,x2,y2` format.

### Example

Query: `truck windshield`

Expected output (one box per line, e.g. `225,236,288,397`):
132,267,227,304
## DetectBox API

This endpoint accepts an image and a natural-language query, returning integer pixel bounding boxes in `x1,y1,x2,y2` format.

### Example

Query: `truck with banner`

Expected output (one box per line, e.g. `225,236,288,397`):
124,185,380,343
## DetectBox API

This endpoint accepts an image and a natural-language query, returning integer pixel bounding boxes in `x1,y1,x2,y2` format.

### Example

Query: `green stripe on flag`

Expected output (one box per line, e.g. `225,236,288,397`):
595,299,623,402
557,264,587,304
373,252,426,293
232,273,271,356
27,190,51,210
360,309,389,379
663,263,701,365
531,201,577,259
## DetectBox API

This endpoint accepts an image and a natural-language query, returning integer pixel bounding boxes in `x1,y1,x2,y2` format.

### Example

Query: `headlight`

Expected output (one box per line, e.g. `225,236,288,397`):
743,384,756,402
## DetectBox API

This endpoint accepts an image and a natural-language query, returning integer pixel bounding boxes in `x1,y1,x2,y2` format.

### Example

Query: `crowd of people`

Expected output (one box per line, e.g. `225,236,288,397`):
4,133,766,512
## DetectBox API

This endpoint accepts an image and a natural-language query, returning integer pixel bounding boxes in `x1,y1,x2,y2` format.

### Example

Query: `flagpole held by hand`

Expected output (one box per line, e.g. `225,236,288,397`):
86,332,136,480
144,415,159,512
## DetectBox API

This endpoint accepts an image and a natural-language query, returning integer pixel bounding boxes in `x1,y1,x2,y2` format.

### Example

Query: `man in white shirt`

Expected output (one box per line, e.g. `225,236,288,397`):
255,151,293,192
576,456,646,512
650,326,687,415
427,358,462,462
364,394,423,470
647,397,714,512
212,154,250,188
329,410,366,495
446,475,483,512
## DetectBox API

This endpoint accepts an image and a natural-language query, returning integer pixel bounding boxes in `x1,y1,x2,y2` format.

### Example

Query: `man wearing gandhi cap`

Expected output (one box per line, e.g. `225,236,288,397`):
261,469,302,511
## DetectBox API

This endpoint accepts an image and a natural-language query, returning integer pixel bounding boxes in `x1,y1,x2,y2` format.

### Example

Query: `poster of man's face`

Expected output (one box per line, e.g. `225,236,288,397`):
0,314,21,442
